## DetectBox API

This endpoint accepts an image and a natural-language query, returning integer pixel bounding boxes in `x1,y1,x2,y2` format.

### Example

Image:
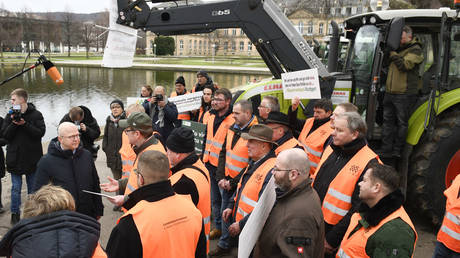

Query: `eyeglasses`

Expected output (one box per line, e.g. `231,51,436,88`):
272,167,293,173
258,105,269,109
124,129,136,135
211,98,225,102
133,168,144,179
110,105,122,109
61,134,80,140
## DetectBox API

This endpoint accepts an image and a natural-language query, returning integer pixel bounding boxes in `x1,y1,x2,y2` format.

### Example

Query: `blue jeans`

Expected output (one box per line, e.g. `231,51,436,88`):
206,163,222,230
433,241,460,258
11,173,35,214
218,187,235,249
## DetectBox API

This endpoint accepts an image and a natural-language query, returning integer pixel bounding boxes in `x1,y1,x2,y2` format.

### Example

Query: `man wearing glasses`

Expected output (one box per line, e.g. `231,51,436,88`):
33,122,103,220
257,95,280,121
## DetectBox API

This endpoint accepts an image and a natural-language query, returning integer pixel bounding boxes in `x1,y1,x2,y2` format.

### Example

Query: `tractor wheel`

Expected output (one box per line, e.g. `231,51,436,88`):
408,108,460,225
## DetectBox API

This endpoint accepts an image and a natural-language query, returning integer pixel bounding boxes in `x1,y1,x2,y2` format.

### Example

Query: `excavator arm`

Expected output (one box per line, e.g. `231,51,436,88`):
116,0,332,84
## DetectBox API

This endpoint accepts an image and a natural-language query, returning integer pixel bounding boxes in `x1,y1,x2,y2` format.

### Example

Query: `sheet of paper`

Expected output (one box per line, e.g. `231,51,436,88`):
169,91,204,113
282,68,321,100
238,176,277,258
82,190,115,199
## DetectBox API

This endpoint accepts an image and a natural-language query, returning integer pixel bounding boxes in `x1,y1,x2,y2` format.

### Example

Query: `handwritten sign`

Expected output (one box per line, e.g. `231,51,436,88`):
169,91,204,113
281,68,321,99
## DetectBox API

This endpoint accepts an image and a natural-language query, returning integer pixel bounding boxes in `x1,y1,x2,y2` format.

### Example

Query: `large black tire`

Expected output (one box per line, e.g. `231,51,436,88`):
408,107,460,225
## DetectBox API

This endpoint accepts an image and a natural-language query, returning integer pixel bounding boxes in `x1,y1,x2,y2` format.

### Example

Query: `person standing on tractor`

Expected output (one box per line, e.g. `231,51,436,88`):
380,25,424,159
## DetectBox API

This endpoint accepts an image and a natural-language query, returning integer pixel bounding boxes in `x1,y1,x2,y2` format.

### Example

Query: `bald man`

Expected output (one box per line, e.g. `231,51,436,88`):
106,150,206,258
34,122,104,219
253,149,324,258
143,85,179,141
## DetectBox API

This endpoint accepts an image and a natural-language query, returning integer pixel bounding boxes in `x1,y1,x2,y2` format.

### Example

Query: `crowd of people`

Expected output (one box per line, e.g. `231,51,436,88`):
0,60,457,258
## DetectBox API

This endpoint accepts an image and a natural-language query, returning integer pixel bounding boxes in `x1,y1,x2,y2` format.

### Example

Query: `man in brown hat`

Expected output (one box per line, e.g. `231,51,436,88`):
209,124,276,256
264,111,305,156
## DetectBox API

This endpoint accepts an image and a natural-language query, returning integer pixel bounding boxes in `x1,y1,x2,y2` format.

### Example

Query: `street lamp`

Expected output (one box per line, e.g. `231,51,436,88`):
154,43,157,57
212,43,216,63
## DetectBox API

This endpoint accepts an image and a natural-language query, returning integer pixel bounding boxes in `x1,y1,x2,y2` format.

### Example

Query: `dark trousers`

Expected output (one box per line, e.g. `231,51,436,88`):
206,162,222,230
433,241,460,258
382,93,418,154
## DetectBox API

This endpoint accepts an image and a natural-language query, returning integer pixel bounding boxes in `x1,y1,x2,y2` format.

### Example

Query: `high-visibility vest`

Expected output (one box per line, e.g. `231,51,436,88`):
225,119,258,178
170,159,211,253
314,145,378,225
202,113,234,166
124,141,166,196
234,157,276,222
274,136,306,156
198,107,210,123
92,242,107,258
119,133,136,180
170,91,192,120
337,206,417,258
118,195,203,258
437,174,460,253
298,118,333,175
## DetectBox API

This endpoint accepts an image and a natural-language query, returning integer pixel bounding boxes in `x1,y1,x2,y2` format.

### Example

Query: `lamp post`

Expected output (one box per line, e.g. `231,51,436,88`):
154,43,157,57
212,43,216,63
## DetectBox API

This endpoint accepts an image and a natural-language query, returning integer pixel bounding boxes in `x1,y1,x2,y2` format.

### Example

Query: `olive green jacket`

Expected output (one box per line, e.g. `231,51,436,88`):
386,38,424,94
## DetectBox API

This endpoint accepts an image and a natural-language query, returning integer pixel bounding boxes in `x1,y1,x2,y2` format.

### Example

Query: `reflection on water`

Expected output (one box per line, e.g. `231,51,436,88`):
0,66,262,141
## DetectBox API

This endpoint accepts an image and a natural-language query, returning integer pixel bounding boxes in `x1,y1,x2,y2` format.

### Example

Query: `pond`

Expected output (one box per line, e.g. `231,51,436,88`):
0,66,263,141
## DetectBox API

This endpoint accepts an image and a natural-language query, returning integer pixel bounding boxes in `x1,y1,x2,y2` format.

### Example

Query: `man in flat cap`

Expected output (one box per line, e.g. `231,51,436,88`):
264,111,305,156
209,124,276,256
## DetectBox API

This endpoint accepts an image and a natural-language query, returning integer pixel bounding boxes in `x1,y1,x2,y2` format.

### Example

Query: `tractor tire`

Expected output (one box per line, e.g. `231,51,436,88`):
408,107,460,225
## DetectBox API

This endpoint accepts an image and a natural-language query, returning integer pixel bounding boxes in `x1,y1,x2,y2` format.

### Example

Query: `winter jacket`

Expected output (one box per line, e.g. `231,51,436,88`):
344,190,416,257
312,137,377,248
253,180,325,258
2,103,46,175
386,37,424,94
0,210,100,258
143,99,179,141
33,139,104,219
0,117,7,178
102,112,126,171
60,105,101,157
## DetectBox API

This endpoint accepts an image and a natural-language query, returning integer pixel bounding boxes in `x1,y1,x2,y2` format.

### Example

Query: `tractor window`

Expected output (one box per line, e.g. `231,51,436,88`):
448,23,460,89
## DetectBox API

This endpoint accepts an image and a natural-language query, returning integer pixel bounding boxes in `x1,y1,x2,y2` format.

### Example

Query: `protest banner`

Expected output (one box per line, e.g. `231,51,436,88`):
181,120,206,154
169,91,204,113
281,68,321,99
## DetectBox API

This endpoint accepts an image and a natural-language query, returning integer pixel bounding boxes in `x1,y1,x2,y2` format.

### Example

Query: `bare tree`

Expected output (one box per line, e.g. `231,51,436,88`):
83,21,95,58
62,11,74,57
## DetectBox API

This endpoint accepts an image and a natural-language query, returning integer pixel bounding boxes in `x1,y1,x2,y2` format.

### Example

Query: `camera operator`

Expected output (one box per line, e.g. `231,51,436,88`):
60,106,100,160
142,86,179,143
1,88,46,224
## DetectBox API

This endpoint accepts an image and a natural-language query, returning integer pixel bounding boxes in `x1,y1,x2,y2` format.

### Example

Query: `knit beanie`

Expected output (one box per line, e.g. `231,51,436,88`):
166,127,195,153
110,99,124,110
175,76,186,86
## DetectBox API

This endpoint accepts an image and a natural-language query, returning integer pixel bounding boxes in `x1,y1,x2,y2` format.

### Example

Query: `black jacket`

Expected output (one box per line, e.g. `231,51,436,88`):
2,103,45,175
33,139,104,219
60,105,101,156
102,112,126,171
0,210,100,258
312,137,377,248
0,117,7,178
107,180,207,258
143,100,179,141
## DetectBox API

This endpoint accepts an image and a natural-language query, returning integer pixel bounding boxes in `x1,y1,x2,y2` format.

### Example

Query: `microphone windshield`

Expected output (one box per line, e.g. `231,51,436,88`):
43,60,64,85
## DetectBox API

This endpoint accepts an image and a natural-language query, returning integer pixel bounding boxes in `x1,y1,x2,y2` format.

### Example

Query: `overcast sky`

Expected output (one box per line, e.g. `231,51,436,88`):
0,0,110,13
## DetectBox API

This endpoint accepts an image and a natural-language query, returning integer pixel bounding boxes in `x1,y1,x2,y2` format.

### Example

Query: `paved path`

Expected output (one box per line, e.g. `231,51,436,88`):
0,140,437,257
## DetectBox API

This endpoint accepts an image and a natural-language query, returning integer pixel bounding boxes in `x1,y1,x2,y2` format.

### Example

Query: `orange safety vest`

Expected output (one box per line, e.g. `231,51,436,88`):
202,113,234,166
437,174,460,253
124,140,166,196
275,137,306,156
198,107,211,124
298,118,333,175
170,159,211,253
314,145,378,226
118,195,203,258
234,157,276,222
225,118,258,178
337,207,417,258
119,133,136,180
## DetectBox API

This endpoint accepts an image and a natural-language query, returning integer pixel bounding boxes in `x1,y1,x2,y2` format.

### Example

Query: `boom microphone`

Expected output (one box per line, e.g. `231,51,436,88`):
41,56,64,85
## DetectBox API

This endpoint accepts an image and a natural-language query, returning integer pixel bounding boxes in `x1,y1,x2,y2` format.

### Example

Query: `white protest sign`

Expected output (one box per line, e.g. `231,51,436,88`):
281,68,321,99
169,91,204,113
102,0,137,68
238,176,276,258
127,97,148,106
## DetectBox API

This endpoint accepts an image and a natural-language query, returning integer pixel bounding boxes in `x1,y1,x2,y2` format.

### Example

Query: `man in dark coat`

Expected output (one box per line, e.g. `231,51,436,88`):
254,148,324,258
2,88,46,224
60,105,101,159
193,70,216,92
33,122,104,219
102,99,126,180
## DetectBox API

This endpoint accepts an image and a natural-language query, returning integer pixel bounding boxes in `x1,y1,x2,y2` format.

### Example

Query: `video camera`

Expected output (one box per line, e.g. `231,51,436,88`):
154,94,164,102
9,105,22,122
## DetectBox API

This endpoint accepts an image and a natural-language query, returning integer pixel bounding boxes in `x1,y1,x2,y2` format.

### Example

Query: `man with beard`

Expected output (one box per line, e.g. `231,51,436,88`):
264,111,304,156
193,70,218,92
253,148,324,258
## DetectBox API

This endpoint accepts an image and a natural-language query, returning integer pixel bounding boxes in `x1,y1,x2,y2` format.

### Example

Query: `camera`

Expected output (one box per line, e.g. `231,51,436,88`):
154,94,164,102
74,121,81,131
9,105,22,122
